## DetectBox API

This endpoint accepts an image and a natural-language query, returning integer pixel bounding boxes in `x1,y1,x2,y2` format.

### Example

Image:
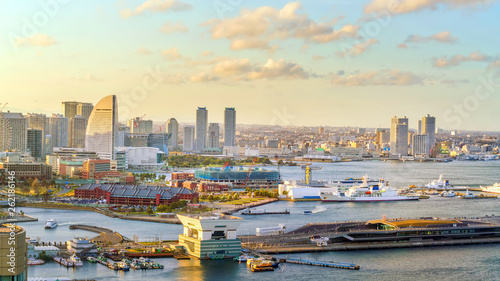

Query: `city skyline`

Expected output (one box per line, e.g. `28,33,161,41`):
1,1,499,131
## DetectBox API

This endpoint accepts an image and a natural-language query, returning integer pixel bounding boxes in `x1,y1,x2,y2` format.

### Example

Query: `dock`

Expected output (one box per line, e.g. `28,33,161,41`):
240,209,290,215
284,258,360,270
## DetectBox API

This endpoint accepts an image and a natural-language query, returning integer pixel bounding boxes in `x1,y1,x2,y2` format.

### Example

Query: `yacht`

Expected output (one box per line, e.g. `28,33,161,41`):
69,254,83,266
27,258,45,265
440,191,456,197
44,219,58,229
320,178,420,202
481,183,500,194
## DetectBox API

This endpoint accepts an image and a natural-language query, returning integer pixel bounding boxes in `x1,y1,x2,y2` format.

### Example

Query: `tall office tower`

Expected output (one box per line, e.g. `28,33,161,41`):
417,120,422,135
167,118,179,149
207,123,220,149
62,101,79,118
85,95,118,159
27,128,43,159
0,224,27,281
69,115,87,148
127,117,153,134
390,116,409,156
224,107,236,146
76,102,94,119
49,114,69,148
26,113,50,157
116,125,130,147
195,107,208,151
412,134,430,156
44,134,53,156
421,114,436,152
0,112,28,152
183,125,195,151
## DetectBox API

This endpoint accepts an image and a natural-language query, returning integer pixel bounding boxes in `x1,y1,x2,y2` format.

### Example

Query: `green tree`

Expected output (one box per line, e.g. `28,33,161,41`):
146,206,153,215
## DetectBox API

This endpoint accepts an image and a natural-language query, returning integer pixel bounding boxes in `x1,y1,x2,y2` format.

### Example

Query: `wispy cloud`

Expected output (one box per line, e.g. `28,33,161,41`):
337,38,378,58
159,21,188,34
404,31,458,45
364,0,493,15
162,47,183,60
136,47,152,55
330,69,427,86
433,51,495,67
120,0,191,18
15,34,56,47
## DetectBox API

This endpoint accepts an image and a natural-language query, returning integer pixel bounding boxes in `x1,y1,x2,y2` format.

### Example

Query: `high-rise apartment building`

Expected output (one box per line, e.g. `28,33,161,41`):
0,112,28,152
27,128,43,159
69,115,87,148
183,125,195,152
49,114,69,148
85,95,118,159
26,113,50,158
195,107,208,151
76,103,94,119
390,116,409,156
63,101,94,119
127,117,153,134
412,134,430,156
167,118,178,149
207,123,220,149
224,108,236,147
421,114,436,153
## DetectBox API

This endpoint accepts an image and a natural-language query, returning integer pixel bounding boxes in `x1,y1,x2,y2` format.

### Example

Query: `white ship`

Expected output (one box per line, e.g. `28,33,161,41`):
481,183,500,194
425,175,468,190
320,178,419,202
69,254,83,267
44,219,58,229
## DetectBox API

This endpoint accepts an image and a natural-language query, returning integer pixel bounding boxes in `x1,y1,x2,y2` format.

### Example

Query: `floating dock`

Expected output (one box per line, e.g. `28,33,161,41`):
284,258,360,270
241,209,290,215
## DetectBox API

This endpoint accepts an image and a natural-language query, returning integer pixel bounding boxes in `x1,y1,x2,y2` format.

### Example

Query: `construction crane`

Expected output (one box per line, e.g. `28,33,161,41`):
301,164,322,185
244,158,257,188
0,103,8,113
134,114,146,128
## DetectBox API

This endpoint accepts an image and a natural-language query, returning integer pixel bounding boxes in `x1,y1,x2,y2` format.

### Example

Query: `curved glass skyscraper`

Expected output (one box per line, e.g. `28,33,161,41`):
85,95,118,159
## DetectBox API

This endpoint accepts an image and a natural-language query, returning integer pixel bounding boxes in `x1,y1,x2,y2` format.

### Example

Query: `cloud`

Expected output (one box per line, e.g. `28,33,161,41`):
246,59,309,80
404,31,458,45
213,59,252,77
488,60,500,69
330,69,426,86
433,51,495,67
120,0,191,18
162,48,182,60
312,55,325,60
136,47,152,55
15,34,56,47
204,2,359,51
440,78,469,85
398,43,408,49
159,21,188,34
364,0,493,15
189,73,219,82
199,51,214,57
337,38,378,58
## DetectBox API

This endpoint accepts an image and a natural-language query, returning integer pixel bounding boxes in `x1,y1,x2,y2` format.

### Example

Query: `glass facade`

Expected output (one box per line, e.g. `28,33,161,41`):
85,95,118,159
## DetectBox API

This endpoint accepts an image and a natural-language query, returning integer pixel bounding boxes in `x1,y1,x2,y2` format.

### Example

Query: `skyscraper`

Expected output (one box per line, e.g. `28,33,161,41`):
77,103,94,119
69,115,87,148
26,113,50,158
0,112,28,152
183,125,195,152
167,118,178,149
224,107,236,147
390,116,409,156
27,128,43,159
85,95,118,159
421,114,436,153
195,107,208,151
127,117,153,134
412,134,429,156
208,123,220,149
62,101,79,118
49,114,69,148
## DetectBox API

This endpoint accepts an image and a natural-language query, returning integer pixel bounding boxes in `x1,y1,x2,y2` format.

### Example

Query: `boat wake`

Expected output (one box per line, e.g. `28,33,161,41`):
312,206,327,213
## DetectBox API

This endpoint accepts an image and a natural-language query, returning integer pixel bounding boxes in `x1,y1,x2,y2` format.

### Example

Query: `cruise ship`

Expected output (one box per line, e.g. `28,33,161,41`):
44,219,58,229
424,175,468,191
320,178,419,202
481,183,500,194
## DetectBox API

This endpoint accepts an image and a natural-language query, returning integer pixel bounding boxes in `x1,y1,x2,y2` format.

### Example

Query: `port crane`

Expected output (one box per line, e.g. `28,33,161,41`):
134,114,146,128
301,164,322,185
244,157,257,188
0,103,8,113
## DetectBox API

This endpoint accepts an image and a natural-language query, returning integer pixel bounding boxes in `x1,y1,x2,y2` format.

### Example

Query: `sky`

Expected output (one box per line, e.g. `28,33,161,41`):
1,0,499,131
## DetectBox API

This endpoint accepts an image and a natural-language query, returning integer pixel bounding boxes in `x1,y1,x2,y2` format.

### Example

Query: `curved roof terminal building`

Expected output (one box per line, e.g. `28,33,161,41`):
85,95,118,159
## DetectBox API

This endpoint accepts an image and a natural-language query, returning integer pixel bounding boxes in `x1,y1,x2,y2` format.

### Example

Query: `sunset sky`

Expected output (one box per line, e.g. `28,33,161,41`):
1,0,499,131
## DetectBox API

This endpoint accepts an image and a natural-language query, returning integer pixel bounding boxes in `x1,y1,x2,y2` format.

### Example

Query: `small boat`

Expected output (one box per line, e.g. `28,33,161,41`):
27,258,45,265
54,256,74,267
44,219,58,229
87,256,98,263
303,211,312,214
69,254,83,266
440,191,456,197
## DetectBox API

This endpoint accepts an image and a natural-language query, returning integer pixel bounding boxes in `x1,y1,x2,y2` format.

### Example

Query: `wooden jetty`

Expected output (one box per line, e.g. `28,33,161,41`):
284,258,360,270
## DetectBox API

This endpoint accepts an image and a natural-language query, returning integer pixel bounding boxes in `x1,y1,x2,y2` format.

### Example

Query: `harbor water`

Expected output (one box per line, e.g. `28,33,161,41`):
23,160,500,280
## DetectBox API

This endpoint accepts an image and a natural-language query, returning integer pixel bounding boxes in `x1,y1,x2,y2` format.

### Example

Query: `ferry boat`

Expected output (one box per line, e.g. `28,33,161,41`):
320,179,419,202
27,258,45,265
481,183,500,194
69,254,83,266
425,175,468,191
44,219,58,229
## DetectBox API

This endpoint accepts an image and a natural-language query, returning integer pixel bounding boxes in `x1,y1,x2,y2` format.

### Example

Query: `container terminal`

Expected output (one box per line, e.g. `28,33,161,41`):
241,215,500,254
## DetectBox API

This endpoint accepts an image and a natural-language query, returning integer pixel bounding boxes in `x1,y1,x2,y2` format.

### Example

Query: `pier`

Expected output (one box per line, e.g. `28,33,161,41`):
284,258,360,270
69,224,132,243
240,209,290,215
